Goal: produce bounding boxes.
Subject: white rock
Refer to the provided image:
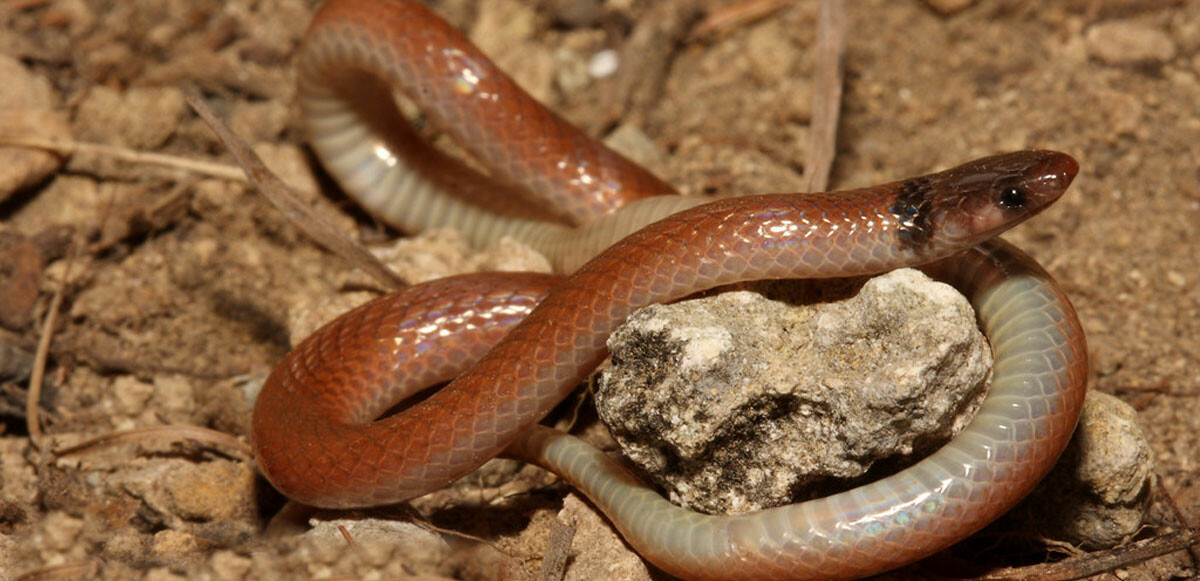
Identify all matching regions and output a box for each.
[596,269,992,513]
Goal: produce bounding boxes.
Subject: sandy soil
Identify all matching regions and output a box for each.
[0,0,1197,579]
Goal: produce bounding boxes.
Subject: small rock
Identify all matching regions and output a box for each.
[555,46,593,95]
[103,528,149,564]
[0,340,33,383]
[558,494,652,580]
[300,518,449,574]
[230,99,291,143]
[0,232,43,330]
[151,529,198,561]
[587,48,619,79]
[153,374,197,421]
[0,55,69,203]
[111,375,155,418]
[744,19,799,85]
[922,0,976,16]
[162,459,256,522]
[473,236,553,274]
[604,123,668,173]
[1017,391,1155,548]
[597,269,992,513]
[74,85,187,148]
[286,290,379,346]
[545,0,603,28]
[0,439,38,506]
[209,549,253,579]
[39,512,85,551]
[471,0,556,103]
[371,229,476,284]
[1086,21,1177,67]
[143,567,188,581]
[253,143,321,202]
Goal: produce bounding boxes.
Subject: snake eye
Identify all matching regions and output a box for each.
[998,186,1027,209]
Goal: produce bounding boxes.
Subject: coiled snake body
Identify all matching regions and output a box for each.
[252,1,1089,578]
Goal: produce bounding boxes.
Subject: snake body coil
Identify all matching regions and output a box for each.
[252,1,1088,578]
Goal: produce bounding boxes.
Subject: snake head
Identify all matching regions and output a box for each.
[892,150,1079,249]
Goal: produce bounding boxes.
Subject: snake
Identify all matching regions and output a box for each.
[251,1,1089,579]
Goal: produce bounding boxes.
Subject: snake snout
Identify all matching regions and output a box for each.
[1020,150,1079,206]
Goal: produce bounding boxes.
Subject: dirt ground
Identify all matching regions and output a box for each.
[1,0,1198,579]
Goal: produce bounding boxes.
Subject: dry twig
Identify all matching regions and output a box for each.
[537,519,576,581]
[604,0,698,129]
[183,87,405,289]
[691,0,790,41]
[54,424,253,459]
[25,234,83,450]
[979,529,1200,581]
[13,558,102,581]
[0,135,245,180]
[802,0,845,193]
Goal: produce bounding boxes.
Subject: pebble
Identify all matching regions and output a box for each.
[1086,21,1177,66]
[74,86,187,149]
[0,56,69,204]
[922,0,976,16]
[1017,391,1155,548]
[0,233,43,330]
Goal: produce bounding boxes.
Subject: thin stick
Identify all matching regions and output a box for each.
[0,135,246,181]
[606,0,697,129]
[25,234,82,450]
[183,87,405,290]
[979,529,1200,581]
[691,0,789,41]
[53,424,253,459]
[13,559,102,581]
[802,0,845,193]
[25,284,60,449]
[338,524,360,551]
[537,519,576,581]
[1155,478,1200,568]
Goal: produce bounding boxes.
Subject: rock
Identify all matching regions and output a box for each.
[230,99,291,143]
[111,375,155,419]
[1086,21,1177,67]
[471,0,556,104]
[39,511,85,551]
[151,529,199,562]
[922,0,976,16]
[604,123,668,173]
[554,45,593,95]
[153,374,198,422]
[545,0,603,28]
[0,340,33,384]
[144,567,188,581]
[587,48,618,79]
[208,549,253,579]
[0,232,43,330]
[298,518,450,576]
[557,494,652,580]
[74,85,187,149]
[1017,391,1155,548]
[0,55,69,203]
[102,528,149,564]
[596,269,992,514]
[252,143,321,202]
[151,459,256,523]
[0,439,38,507]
